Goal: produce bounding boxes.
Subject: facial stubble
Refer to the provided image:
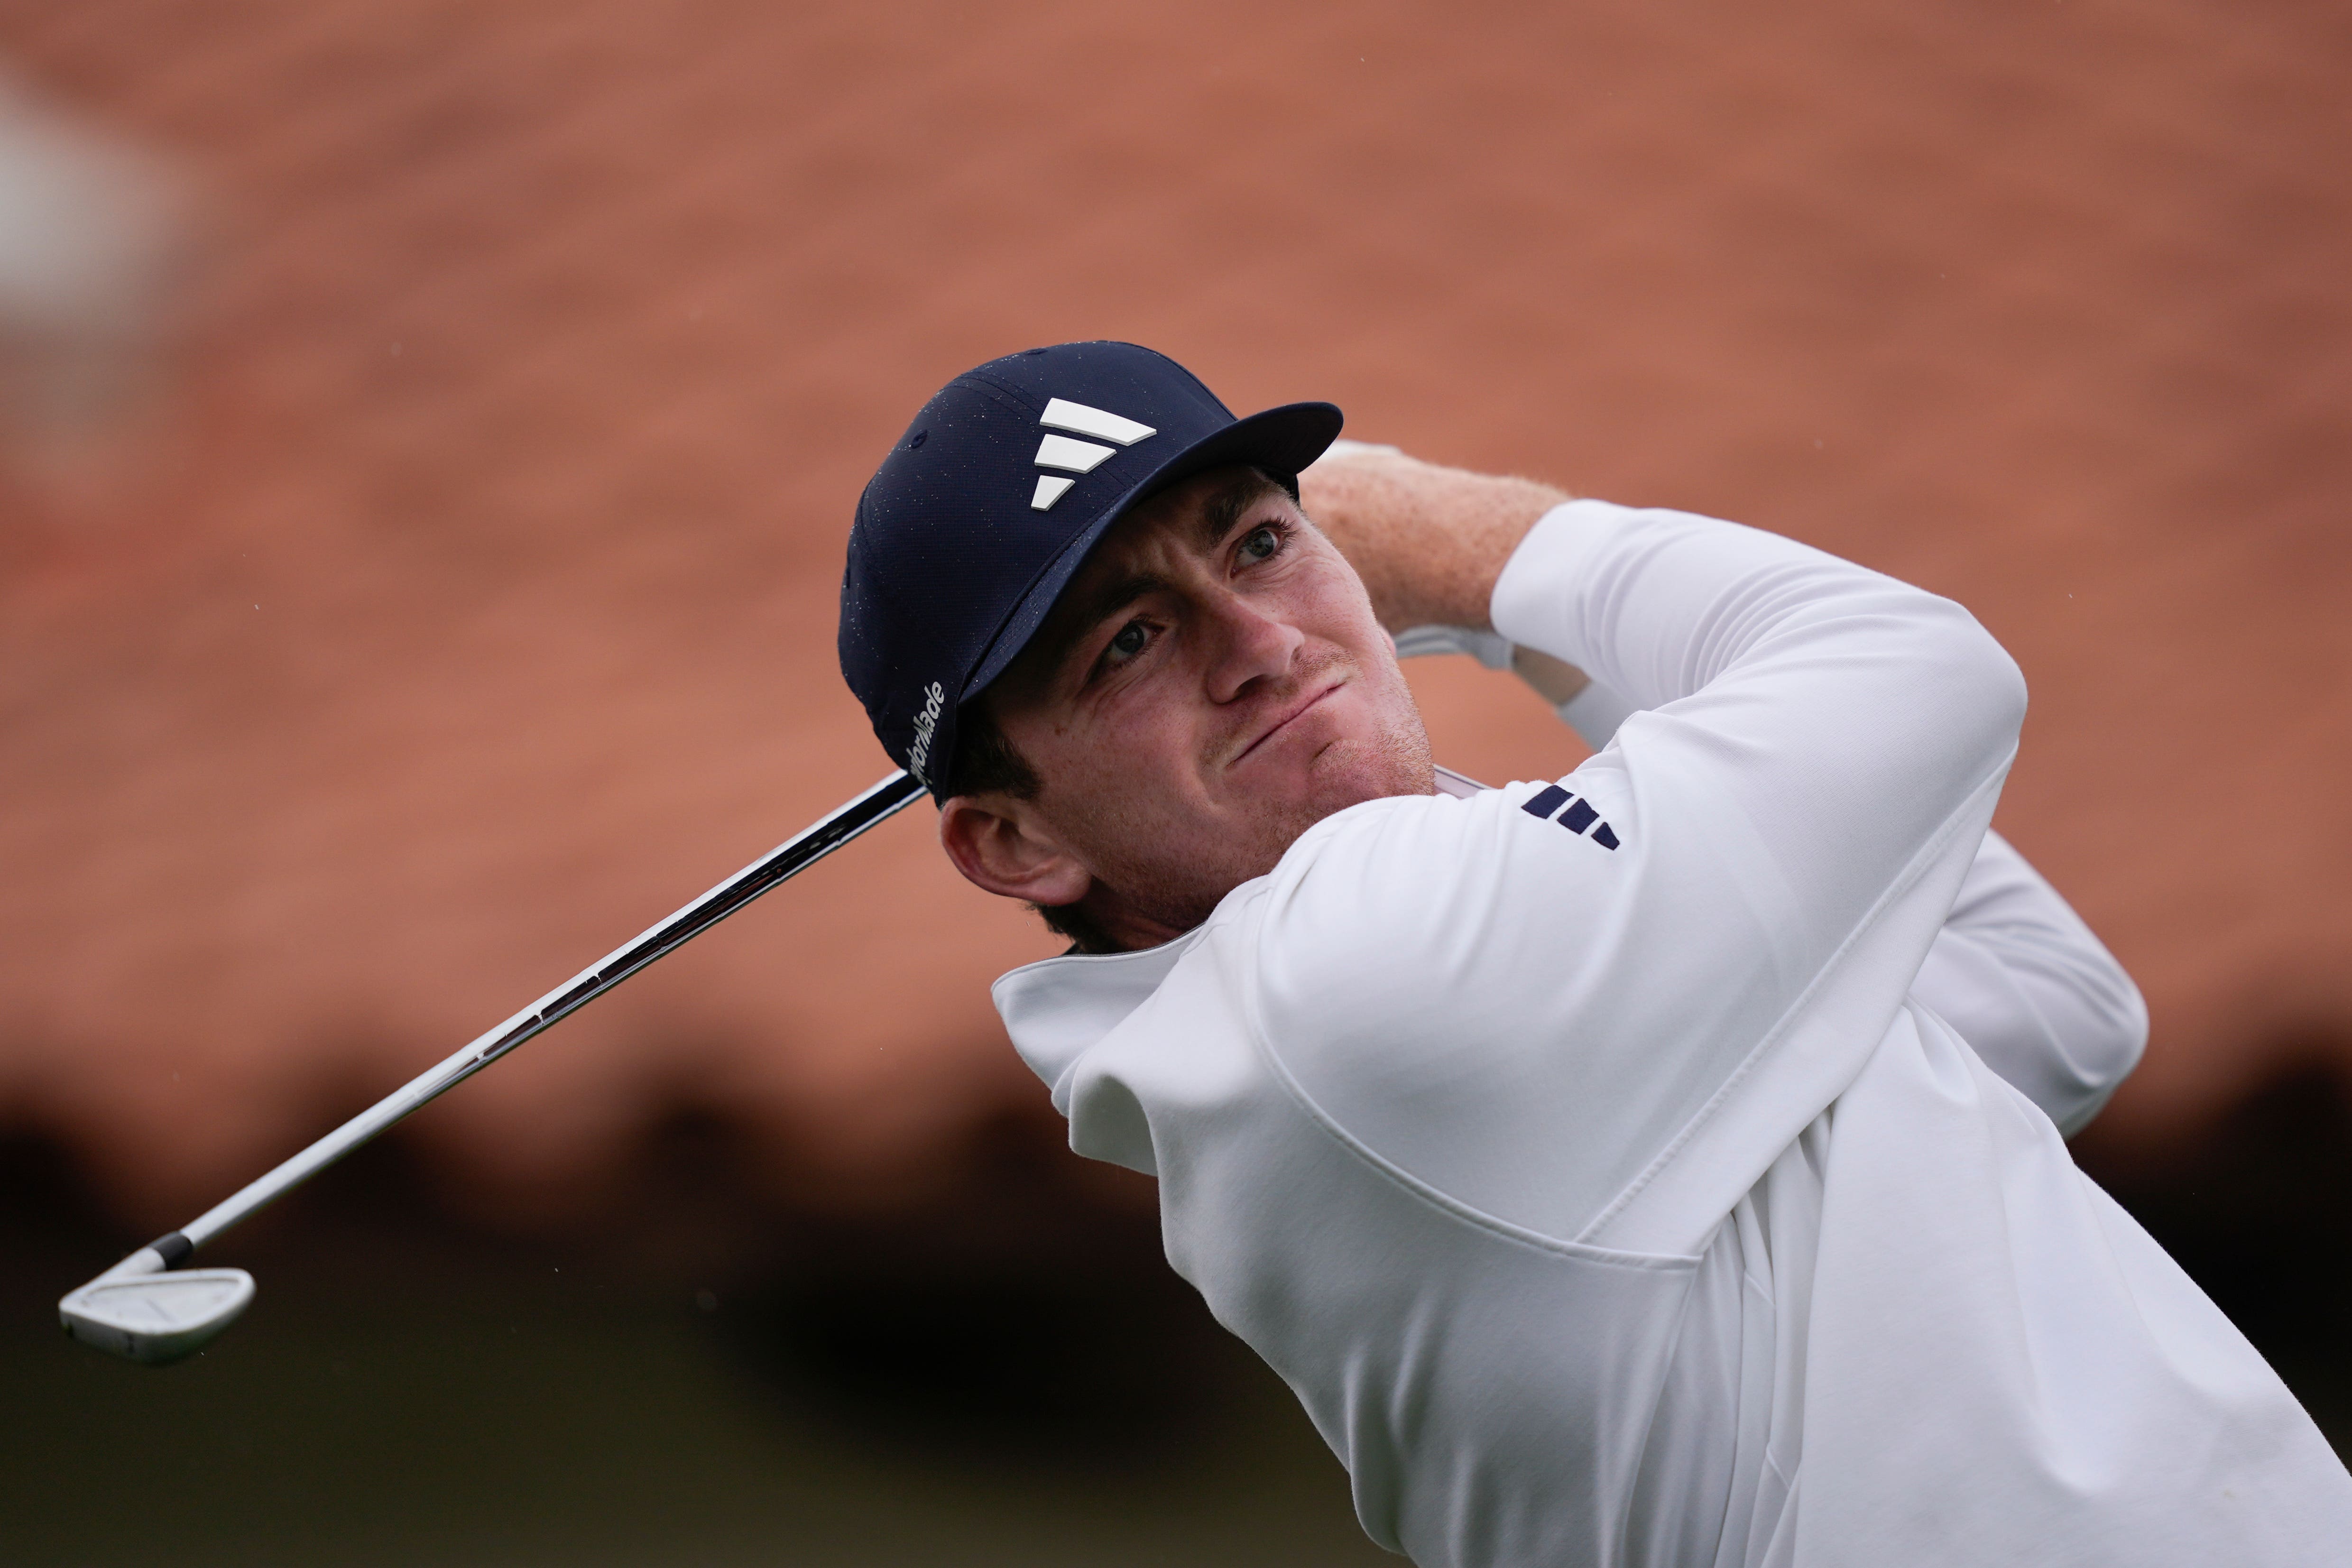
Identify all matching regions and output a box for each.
[1052,648,1434,941]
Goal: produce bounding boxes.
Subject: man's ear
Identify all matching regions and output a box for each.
[938,795,1093,909]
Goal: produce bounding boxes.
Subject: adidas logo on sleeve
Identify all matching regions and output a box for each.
[1521,784,1622,850]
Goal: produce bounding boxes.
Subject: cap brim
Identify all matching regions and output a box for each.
[962,400,1344,703]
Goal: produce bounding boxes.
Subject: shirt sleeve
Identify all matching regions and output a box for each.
[1252,500,2028,1256]
[1912,829,2147,1136]
[1549,669,2141,1136]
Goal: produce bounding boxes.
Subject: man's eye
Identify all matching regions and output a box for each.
[1238,525,1283,564]
[1107,621,1150,662]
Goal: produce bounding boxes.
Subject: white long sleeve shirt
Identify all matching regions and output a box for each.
[994,500,2352,1566]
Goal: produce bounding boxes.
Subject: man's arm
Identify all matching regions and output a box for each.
[1299,445,1567,631]
[1264,463,2027,1253]
[1312,448,2144,1139]
[1525,669,2145,1135]
[1304,444,1602,713]
[1914,830,2148,1136]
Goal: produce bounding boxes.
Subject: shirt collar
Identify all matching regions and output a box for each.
[990,924,1213,1095]
[985,782,1485,1095]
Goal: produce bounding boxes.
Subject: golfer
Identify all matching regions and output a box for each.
[838,342,2352,1565]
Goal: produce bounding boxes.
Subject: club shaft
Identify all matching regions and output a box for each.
[173,770,926,1253]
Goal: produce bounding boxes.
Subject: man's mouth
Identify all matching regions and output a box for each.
[1231,679,1345,768]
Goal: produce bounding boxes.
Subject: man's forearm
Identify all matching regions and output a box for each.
[1298,449,1569,631]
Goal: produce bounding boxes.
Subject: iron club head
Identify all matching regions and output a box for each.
[59,1246,255,1365]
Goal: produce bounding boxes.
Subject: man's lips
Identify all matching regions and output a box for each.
[1230,679,1345,767]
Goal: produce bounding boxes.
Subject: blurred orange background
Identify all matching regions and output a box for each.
[2,0,2346,1260]
[4,7,2348,1559]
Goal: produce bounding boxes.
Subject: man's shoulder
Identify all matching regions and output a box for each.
[1209,775,1658,1244]
[1266,774,1624,917]
[1277,776,1568,863]
[1239,775,1627,1012]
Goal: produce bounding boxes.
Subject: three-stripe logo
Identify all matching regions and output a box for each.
[1522,784,1622,850]
[1030,397,1157,510]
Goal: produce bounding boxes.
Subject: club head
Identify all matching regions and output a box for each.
[60,1268,256,1365]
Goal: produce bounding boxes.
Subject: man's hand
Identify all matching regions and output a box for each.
[1298,442,1570,632]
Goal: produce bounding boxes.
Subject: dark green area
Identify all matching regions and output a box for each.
[5,1063,2347,1567]
[2084,1063,2352,1463]
[0,1136,1393,1568]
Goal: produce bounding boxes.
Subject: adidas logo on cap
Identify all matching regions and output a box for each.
[1030,398,1156,510]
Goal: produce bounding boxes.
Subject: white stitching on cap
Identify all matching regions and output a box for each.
[906,681,947,784]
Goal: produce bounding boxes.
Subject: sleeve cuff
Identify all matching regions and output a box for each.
[1556,681,1639,749]
[1492,499,1644,746]
[1488,498,1633,667]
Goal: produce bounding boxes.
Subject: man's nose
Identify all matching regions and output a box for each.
[1203,590,1305,704]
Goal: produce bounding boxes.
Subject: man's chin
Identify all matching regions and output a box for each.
[1258,729,1437,838]
[1316,698,1437,806]
[1317,747,1437,816]
[1236,686,1430,801]
[1090,737,1432,948]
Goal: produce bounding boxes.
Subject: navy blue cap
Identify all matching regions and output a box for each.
[839,341,1343,799]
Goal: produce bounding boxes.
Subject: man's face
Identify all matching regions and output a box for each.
[943,466,1432,948]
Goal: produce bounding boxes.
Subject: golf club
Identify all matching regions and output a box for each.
[57,634,1498,1365]
[59,768,928,1364]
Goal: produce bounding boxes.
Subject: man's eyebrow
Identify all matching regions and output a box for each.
[1191,472,1287,552]
[1067,570,1168,645]
[1021,569,1166,686]
[1023,473,1288,685]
